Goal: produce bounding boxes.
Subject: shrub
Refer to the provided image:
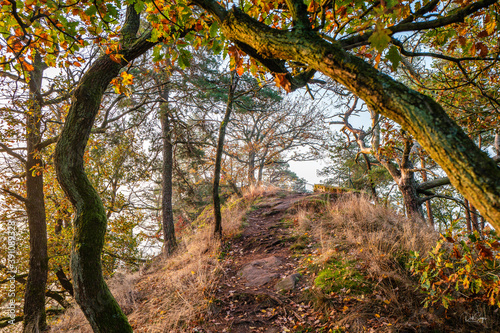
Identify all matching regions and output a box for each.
[409,225,500,309]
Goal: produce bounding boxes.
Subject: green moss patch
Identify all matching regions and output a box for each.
[314,258,371,295]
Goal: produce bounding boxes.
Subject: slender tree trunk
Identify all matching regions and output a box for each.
[213,71,237,237]
[470,204,480,233]
[257,162,264,183]
[54,6,154,332]
[159,82,176,255]
[23,53,48,333]
[420,159,434,227]
[362,153,378,200]
[248,151,256,185]
[55,267,74,297]
[465,199,472,233]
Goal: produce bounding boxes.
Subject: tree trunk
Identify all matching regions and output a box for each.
[470,204,480,233]
[248,151,256,185]
[159,82,177,256]
[257,162,264,183]
[362,154,378,200]
[54,6,154,332]
[465,199,472,233]
[420,159,434,227]
[23,53,48,333]
[399,169,423,220]
[213,71,237,237]
[197,5,500,231]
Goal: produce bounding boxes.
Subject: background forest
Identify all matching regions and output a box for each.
[0,0,499,332]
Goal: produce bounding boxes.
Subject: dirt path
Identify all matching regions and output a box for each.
[201,193,317,333]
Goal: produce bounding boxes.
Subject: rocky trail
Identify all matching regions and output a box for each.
[200,192,321,333]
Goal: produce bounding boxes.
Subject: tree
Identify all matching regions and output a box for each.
[318,132,392,198]
[225,97,327,185]
[190,0,500,230]
[0,51,79,331]
[213,70,238,237]
[332,97,427,219]
[155,75,178,256]
[53,6,157,332]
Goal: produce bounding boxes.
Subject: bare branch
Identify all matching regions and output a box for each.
[1,188,27,203]
[0,142,27,164]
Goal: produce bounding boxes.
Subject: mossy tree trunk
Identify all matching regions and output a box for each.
[158,80,177,255]
[23,52,48,333]
[193,2,500,230]
[54,6,156,332]
[213,71,238,237]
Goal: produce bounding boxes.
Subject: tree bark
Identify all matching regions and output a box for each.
[465,199,472,233]
[257,162,264,183]
[159,82,177,256]
[419,158,435,227]
[248,151,256,185]
[23,52,48,333]
[54,6,155,332]
[192,3,500,230]
[362,153,378,200]
[213,71,237,237]
[399,169,423,220]
[55,267,74,297]
[470,204,480,233]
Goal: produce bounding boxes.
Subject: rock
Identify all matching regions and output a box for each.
[275,273,301,291]
[248,256,282,268]
[238,256,282,287]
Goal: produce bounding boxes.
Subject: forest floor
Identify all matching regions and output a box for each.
[198,192,323,333]
[195,190,499,333]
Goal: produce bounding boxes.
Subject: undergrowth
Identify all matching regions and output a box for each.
[294,194,441,331]
[289,194,500,332]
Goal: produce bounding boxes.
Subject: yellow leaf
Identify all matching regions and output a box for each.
[375,314,380,318]
[120,71,134,85]
[486,21,496,35]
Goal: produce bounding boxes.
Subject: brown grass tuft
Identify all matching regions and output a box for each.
[318,194,437,280]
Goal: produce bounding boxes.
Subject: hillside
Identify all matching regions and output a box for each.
[39,188,500,332]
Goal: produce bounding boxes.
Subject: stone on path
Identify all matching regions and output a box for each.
[238,256,282,287]
[275,273,301,291]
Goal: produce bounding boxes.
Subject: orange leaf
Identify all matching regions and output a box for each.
[274,73,291,93]
[109,54,121,63]
[307,0,318,12]
[237,65,244,76]
[24,62,34,72]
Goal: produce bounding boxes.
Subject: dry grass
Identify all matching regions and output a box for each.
[241,183,280,201]
[47,191,258,332]
[316,194,437,281]
[302,194,440,331]
[294,208,312,233]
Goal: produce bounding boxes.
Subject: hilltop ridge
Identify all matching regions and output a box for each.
[45,188,500,332]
